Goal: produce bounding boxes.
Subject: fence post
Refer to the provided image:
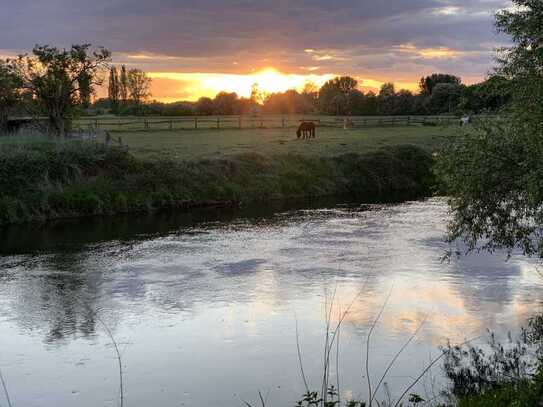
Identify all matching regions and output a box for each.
[195,117,198,129]
[95,119,99,129]
[217,117,220,129]
[169,120,173,131]
[238,116,242,129]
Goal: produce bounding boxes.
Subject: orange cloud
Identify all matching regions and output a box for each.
[397,43,467,59]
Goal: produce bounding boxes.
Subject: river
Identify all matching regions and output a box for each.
[0,198,540,406]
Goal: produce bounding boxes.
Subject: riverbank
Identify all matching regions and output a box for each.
[0,138,435,226]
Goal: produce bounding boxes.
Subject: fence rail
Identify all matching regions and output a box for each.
[72,114,497,132]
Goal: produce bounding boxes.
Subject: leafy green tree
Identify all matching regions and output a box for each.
[429,83,463,114]
[458,76,511,114]
[0,60,22,130]
[301,81,318,112]
[119,65,128,103]
[250,83,266,105]
[213,92,240,115]
[347,89,369,115]
[333,76,358,94]
[127,68,152,114]
[437,1,543,256]
[9,44,110,135]
[361,91,379,115]
[496,0,543,133]
[262,89,313,114]
[394,89,417,115]
[377,82,396,115]
[318,76,359,115]
[78,71,92,109]
[108,66,120,112]
[195,96,214,115]
[419,73,461,97]
[331,93,349,115]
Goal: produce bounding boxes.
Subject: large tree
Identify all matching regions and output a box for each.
[437,1,543,256]
[318,76,359,115]
[119,65,129,103]
[78,71,92,109]
[496,0,543,132]
[212,92,240,115]
[262,90,313,114]
[376,82,397,115]
[195,96,215,115]
[429,83,463,114]
[108,66,120,111]
[0,60,22,131]
[8,44,110,135]
[419,73,461,97]
[458,76,511,114]
[127,68,152,114]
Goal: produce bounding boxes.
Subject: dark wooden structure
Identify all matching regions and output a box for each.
[2,118,47,134]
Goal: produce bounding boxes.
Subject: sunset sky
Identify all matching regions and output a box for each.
[0,0,512,102]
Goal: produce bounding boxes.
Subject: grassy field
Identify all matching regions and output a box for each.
[0,138,435,225]
[0,125,454,224]
[96,125,457,160]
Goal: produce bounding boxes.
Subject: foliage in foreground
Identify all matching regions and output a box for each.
[442,315,543,407]
[435,120,543,257]
[292,324,543,407]
[0,138,434,225]
[436,0,543,257]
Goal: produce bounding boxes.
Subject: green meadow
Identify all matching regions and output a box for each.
[0,124,447,225]
[95,125,456,160]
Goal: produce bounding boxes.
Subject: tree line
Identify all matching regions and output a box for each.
[1,43,511,136]
[97,71,510,117]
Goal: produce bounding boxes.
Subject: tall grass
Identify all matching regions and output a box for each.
[0,138,435,225]
[0,367,13,407]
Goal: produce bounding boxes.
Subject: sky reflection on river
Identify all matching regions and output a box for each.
[0,198,541,407]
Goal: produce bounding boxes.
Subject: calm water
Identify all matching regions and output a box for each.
[0,198,541,407]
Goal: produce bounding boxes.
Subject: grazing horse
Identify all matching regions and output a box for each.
[296,122,316,140]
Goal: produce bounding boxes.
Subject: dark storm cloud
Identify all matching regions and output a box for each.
[0,0,512,80]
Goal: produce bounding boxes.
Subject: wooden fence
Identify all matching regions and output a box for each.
[76,114,497,132]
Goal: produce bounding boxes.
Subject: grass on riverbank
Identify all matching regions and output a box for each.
[0,136,435,225]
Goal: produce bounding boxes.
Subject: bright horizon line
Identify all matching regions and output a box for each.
[137,68,421,103]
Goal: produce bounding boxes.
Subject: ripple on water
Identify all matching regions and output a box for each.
[0,198,541,407]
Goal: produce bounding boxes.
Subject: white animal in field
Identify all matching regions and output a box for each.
[343,117,354,129]
[460,115,471,127]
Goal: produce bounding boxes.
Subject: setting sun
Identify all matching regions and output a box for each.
[147,68,335,102]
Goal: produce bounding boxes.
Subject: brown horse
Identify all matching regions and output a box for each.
[296,122,316,140]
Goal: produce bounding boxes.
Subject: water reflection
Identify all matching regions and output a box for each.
[0,198,541,407]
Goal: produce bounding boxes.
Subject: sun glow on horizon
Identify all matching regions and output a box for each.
[141,68,422,103]
[148,68,335,102]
